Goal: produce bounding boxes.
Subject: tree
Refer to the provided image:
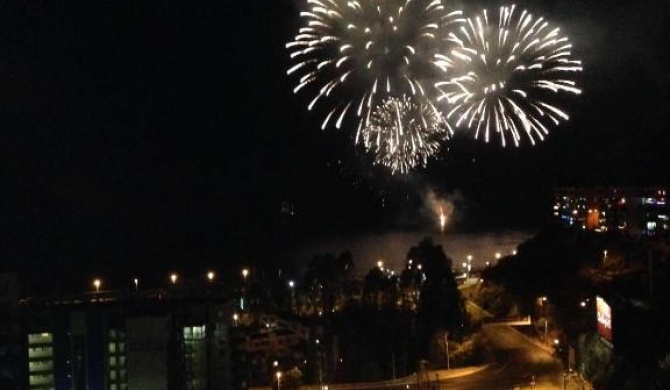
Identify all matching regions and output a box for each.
[410,238,466,357]
[363,266,398,308]
[301,251,355,315]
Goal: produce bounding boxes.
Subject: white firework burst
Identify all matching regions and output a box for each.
[361,94,451,174]
[287,0,464,136]
[434,4,582,146]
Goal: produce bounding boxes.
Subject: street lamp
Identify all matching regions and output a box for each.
[133,278,139,291]
[207,271,215,283]
[444,332,450,370]
[545,318,549,346]
[538,297,548,345]
[170,273,178,285]
[233,313,239,327]
[242,268,249,281]
[276,371,282,390]
[93,279,101,292]
[288,280,296,312]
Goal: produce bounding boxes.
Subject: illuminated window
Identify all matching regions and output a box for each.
[107,329,128,390]
[183,326,208,390]
[27,333,55,390]
[28,333,53,345]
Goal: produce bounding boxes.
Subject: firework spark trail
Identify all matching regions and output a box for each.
[361,95,450,174]
[286,0,464,136]
[434,4,582,146]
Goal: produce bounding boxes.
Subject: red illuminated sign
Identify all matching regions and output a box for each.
[596,296,613,345]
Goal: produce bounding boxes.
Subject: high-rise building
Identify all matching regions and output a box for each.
[553,187,669,236]
[19,287,239,390]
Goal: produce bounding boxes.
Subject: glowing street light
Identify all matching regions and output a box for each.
[207,271,215,282]
[133,278,139,291]
[276,371,282,390]
[288,280,295,288]
[93,279,101,292]
[242,268,249,280]
[233,313,239,327]
[495,252,501,260]
[377,260,384,270]
[170,273,178,285]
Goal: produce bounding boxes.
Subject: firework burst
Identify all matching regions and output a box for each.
[286,0,464,135]
[361,95,450,174]
[434,5,582,146]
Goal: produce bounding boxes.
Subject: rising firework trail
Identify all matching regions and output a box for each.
[434,5,582,146]
[286,0,464,137]
[439,206,447,231]
[361,95,450,174]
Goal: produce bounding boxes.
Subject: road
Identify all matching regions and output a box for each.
[428,323,564,390]
[296,322,565,390]
[260,300,570,390]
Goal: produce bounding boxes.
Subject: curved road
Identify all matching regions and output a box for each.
[300,323,565,390]
[430,323,564,390]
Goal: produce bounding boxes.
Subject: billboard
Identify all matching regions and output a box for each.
[596,296,613,345]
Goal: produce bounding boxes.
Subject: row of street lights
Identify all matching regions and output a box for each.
[91,270,222,292]
[460,251,514,277]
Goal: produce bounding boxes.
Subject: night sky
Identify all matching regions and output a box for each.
[0,0,668,292]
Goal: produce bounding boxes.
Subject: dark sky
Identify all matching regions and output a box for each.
[0,0,668,291]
